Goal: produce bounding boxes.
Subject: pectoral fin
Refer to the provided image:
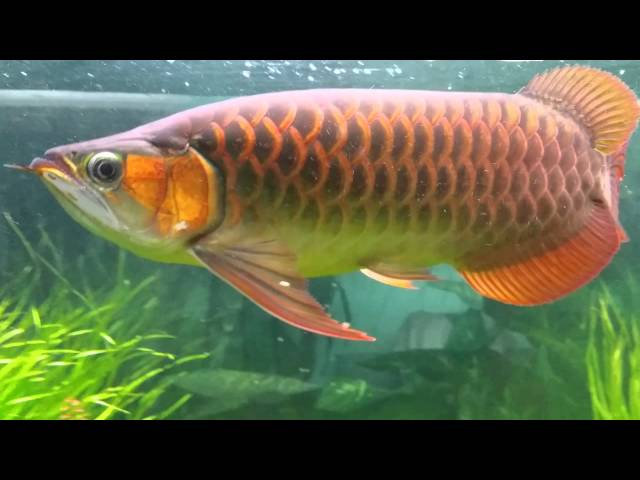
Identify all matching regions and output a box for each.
[190,238,374,342]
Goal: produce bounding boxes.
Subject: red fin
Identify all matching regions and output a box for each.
[459,203,621,306]
[520,65,640,155]
[618,225,630,243]
[191,239,374,342]
[361,263,439,290]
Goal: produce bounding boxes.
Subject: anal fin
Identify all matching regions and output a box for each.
[190,235,374,342]
[361,263,439,290]
[459,203,621,306]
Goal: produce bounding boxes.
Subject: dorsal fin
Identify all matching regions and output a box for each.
[519,65,640,155]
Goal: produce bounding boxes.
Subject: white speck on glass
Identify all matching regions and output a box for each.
[242,70,251,78]
[309,63,317,71]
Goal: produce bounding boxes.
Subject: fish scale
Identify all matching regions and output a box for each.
[189,90,601,272]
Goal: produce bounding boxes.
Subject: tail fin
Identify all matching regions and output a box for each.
[520,65,639,243]
[519,65,640,155]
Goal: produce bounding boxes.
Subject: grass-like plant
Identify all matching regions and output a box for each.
[0,213,209,420]
[586,275,640,420]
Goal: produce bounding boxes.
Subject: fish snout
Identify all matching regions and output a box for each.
[29,152,74,178]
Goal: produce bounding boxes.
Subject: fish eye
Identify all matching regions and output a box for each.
[87,152,123,187]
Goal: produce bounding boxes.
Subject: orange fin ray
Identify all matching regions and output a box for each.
[459,203,621,306]
[191,238,374,342]
[361,263,439,290]
[519,65,640,155]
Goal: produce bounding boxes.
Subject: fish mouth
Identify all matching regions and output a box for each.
[5,154,76,181]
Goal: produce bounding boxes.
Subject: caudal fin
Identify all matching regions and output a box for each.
[519,65,640,155]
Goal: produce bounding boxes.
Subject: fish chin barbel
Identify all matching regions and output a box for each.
[9,65,640,341]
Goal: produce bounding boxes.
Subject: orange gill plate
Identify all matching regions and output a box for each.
[122,149,222,238]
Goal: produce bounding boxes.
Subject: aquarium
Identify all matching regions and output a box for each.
[1,60,638,420]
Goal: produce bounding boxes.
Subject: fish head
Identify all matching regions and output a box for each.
[19,132,223,264]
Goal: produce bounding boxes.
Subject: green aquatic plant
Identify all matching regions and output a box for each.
[0,268,209,420]
[0,213,209,420]
[586,279,640,420]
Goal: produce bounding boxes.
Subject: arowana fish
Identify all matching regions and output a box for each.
[8,65,640,342]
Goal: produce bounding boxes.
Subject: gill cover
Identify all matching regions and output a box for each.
[120,147,223,239]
